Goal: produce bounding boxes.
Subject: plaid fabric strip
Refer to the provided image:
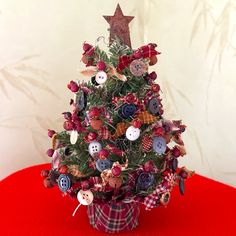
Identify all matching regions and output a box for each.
[87,202,140,233]
[138,111,157,124]
[112,122,129,138]
[106,143,124,157]
[117,55,133,71]
[127,169,142,190]
[98,126,110,140]
[144,173,176,210]
[138,43,160,58]
[143,186,165,210]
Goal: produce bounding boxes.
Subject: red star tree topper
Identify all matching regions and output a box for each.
[103,4,134,48]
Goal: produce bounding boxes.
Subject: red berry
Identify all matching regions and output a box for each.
[67,81,79,92]
[151,84,160,92]
[47,129,56,138]
[83,42,92,52]
[132,120,142,128]
[144,160,154,172]
[149,71,157,80]
[173,146,181,157]
[63,120,74,131]
[70,83,79,93]
[97,61,106,71]
[99,149,109,159]
[44,177,54,188]
[112,166,122,177]
[46,148,54,157]
[87,132,97,141]
[89,107,100,118]
[41,169,50,178]
[59,165,68,174]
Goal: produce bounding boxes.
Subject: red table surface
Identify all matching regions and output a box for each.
[0,164,235,236]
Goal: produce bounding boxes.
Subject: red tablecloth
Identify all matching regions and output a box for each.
[0,164,235,235]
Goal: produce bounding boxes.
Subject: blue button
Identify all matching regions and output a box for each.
[96,159,112,172]
[153,137,167,154]
[91,76,99,86]
[120,104,137,119]
[148,98,159,116]
[137,173,155,190]
[76,91,87,111]
[58,174,71,192]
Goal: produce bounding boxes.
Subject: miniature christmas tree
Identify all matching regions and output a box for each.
[41,4,193,233]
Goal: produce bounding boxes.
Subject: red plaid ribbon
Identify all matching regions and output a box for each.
[117,43,160,71]
[87,202,140,233]
[138,43,160,58]
[144,173,176,210]
[98,126,110,140]
[106,144,124,156]
[117,55,134,72]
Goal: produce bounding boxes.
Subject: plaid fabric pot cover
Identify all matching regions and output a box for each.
[87,202,140,233]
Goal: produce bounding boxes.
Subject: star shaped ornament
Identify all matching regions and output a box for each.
[103,4,134,48]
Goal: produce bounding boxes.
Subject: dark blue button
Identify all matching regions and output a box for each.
[153,137,167,154]
[120,104,137,119]
[96,159,112,172]
[137,173,155,190]
[148,98,159,116]
[91,76,99,86]
[76,91,87,111]
[58,174,71,192]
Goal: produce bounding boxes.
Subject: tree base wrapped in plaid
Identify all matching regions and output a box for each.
[87,202,140,233]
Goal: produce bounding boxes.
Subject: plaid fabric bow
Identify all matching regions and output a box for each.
[137,43,160,59]
[143,173,176,210]
[117,55,134,72]
[106,143,124,156]
[117,43,160,71]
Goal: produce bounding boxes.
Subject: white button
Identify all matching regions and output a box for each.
[77,189,94,205]
[95,71,107,84]
[88,141,102,156]
[125,126,140,141]
[70,130,78,145]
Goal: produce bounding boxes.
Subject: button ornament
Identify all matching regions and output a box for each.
[58,174,71,192]
[130,59,147,77]
[95,71,107,84]
[153,137,167,154]
[96,159,112,172]
[137,172,155,190]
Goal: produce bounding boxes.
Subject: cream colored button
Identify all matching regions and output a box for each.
[77,189,94,205]
[126,126,140,141]
[70,130,78,144]
[95,71,107,84]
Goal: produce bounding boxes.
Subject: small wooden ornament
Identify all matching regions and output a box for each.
[90,119,103,130]
[149,55,158,66]
[108,177,122,188]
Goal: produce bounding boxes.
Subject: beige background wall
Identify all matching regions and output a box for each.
[0,0,236,186]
